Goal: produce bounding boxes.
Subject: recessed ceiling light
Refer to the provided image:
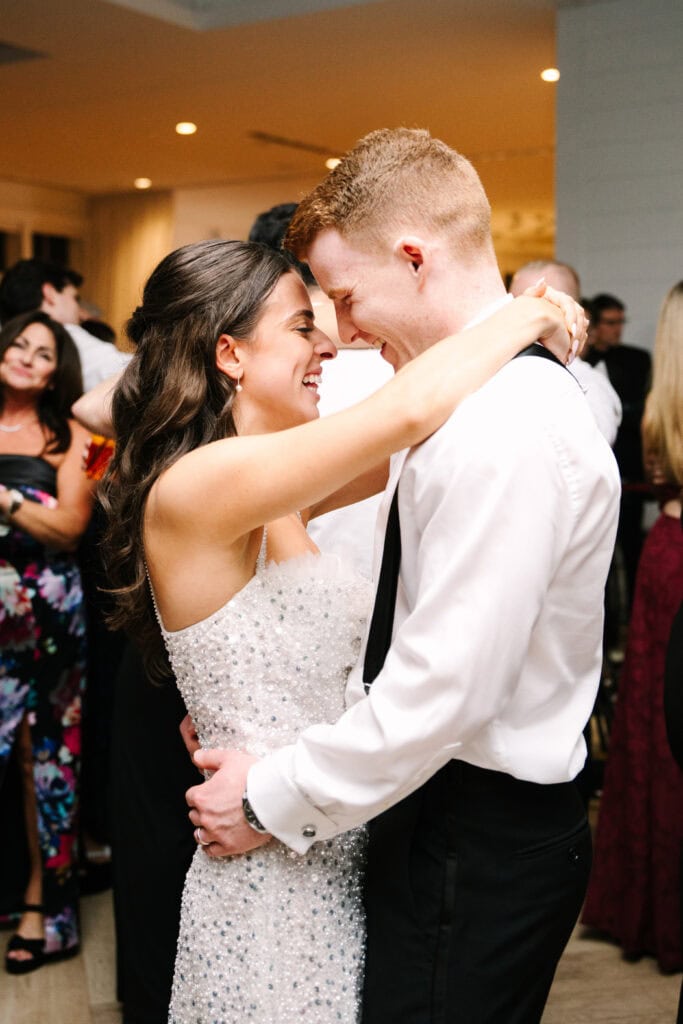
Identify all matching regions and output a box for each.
[325,157,341,170]
[175,121,197,135]
[541,68,560,82]
[134,177,152,189]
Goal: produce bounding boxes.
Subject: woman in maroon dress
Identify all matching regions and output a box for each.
[582,281,683,972]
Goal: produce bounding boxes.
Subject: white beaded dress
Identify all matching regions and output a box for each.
[157,536,371,1024]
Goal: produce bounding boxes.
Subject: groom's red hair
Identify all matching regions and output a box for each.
[285,127,493,263]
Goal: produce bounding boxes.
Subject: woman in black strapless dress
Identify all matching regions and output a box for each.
[0,310,94,974]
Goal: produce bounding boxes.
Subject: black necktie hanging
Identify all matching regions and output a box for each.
[362,487,402,692]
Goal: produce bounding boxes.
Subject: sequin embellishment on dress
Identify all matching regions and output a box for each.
[162,550,371,1023]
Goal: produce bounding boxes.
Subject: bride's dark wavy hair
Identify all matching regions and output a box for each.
[100,239,294,680]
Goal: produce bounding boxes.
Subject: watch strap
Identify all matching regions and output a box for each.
[242,791,268,834]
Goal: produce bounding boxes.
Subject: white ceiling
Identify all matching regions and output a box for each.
[1,0,573,263]
[2,0,562,192]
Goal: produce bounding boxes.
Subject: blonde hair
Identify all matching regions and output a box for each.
[285,127,493,262]
[642,280,683,487]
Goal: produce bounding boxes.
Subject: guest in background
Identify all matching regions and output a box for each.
[510,262,622,445]
[511,261,625,805]
[0,311,94,973]
[0,262,127,888]
[77,300,118,346]
[664,509,683,1024]
[0,259,130,390]
[584,293,652,604]
[665,522,683,773]
[80,319,117,345]
[582,281,683,972]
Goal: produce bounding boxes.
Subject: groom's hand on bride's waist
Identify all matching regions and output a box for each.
[186,749,271,857]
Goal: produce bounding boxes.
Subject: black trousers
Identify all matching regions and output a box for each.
[362,761,591,1024]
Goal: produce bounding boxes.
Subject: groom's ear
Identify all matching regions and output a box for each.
[393,236,430,289]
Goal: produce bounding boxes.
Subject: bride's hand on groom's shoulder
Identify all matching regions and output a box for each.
[522,278,589,364]
[186,749,271,857]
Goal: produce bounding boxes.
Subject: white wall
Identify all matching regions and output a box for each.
[0,179,88,257]
[171,177,328,250]
[556,0,683,351]
[172,177,556,286]
[86,191,174,340]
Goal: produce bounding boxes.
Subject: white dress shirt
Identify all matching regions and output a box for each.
[66,323,131,392]
[249,334,621,855]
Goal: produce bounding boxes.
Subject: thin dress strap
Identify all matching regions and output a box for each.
[146,526,269,635]
[147,520,294,630]
[256,526,268,573]
[256,513,301,573]
[144,559,167,636]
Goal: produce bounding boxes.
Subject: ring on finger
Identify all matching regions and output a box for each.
[194,826,210,847]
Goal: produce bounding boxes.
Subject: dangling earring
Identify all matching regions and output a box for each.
[235,369,243,393]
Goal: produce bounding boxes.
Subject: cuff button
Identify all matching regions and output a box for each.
[302,824,317,838]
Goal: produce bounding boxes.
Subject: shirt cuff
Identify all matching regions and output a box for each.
[247,747,340,855]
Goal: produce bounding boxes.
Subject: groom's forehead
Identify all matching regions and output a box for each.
[308,228,381,283]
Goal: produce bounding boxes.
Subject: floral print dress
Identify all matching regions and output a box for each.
[0,455,86,956]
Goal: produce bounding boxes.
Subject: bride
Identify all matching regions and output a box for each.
[101,238,581,1023]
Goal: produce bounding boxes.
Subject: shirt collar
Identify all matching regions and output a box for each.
[463,293,513,331]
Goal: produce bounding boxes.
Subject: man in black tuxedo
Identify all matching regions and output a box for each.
[584,293,651,602]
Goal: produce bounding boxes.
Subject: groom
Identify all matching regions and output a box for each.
[187,128,620,1022]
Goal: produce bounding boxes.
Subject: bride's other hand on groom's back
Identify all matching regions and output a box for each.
[179,713,202,764]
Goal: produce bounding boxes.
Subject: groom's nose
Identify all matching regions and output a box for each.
[335,306,372,347]
[334,304,355,345]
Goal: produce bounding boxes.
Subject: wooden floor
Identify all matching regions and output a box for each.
[1,891,120,1024]
[1,886,680,1024]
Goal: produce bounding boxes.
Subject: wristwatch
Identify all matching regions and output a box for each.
[8,489,24,516]
[242,791,269,834]
[0,488,24,522]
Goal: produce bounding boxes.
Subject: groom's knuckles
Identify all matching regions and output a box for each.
[186,782,202,806]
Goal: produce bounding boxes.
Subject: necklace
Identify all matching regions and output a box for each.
[0,419,36,433]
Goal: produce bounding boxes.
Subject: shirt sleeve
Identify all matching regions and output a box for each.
[248,382,579,853]
[66,324,132,391]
